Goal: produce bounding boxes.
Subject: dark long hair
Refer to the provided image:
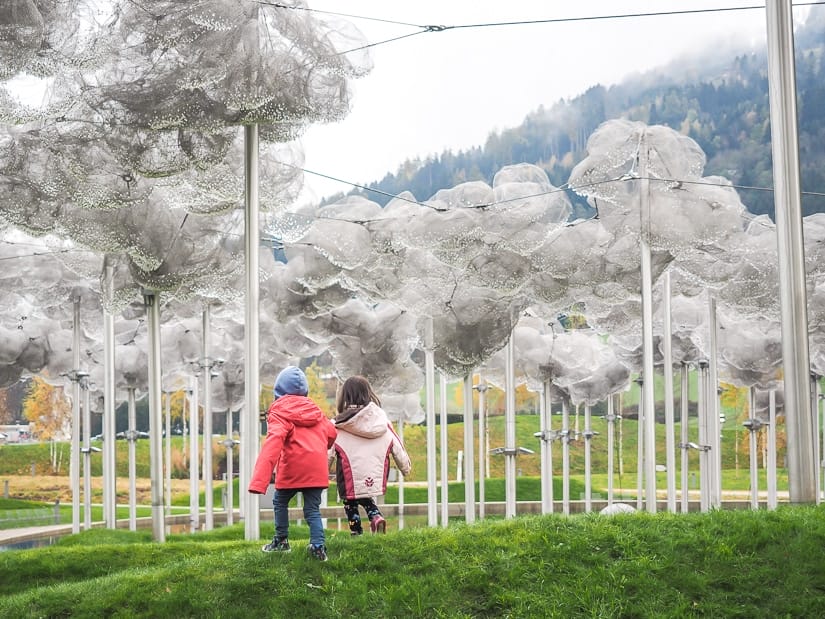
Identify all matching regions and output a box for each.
[336,375,381,413]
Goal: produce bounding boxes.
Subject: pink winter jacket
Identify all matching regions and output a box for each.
[331,402,411,500]
[248,395,337,494]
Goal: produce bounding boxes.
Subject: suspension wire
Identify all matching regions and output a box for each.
[257,1,825,68]
[289,158,825,210]
[7,4,825,315]
[288,160,639,212]
[259,1,825,201]
[16,1,825,194]
[440,3,825,30]
[2,162,821,265]
[257,2,425,28]
[7,0,825,261]
[0,167,819,263]
[281,162,432,208]
[248,1,825,209]
[338,30,433,55]
[0,246,94,261]
[264,2,825,34]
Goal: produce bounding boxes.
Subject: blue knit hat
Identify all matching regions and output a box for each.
[274,366,309,398]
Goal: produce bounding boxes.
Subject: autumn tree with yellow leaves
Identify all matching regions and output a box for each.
[163,389,188,429]
[452,376,537,416]
[22,377,72,472]
[720,381,787,471]
[305,361,334,416]
[0,388,11,424]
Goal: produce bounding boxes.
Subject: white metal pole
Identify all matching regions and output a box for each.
[584,403,592,513]
[606,394,616,507]
[397,417,405,530]
[635,377,644,511]
[561,398,570,516]
[202,306,214,530]
[189,375,200,533]
[127,387,137,531]
[476,380,488,518]
[618,394,624,480]
[540,379,554,513]
[242,123,261,540]
[748,387,759,510]
[638,133,657,514]
[768,390,778,509]
[680,364,690,513]
[708,297,722,509]
[143,290,166,542]
[182,396,188,484]
[698,361,709,513]
[504,336,517,519]
[70,298,81,534]
[102,288,117,529]
[810,374,821,504]
[821,393,825,501]
[765,0,816,503]
[226,411,235,526]
[164,391,171,521]
[462,375,475,524]
[439,372,449,527]
[82,381,92,531]
[486,422,491,479]
[663,272,676,512]
[424,318,437,527]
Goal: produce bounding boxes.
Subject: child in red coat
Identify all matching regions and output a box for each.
[249,366,337,561]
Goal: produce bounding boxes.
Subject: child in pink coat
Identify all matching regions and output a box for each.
[331,376,411,535]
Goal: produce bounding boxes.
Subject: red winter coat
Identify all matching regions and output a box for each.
[248,395,337,494]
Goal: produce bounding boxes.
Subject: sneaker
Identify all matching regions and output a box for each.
[370,516,386,534]
[308,544,328,561]
[261,537,291,553]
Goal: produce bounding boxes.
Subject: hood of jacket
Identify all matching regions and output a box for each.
[273,365,309,398]
[334,401,389,438]
[271,394,328,427]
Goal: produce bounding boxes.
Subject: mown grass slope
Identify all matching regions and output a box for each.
[2,506,824,618]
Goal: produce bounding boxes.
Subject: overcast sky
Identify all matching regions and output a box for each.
[294,0,789,205]
[3,1,800,207]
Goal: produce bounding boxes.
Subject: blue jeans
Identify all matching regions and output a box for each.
[273,487,325,547]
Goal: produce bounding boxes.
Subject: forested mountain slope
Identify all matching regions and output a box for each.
[325,9,825,220]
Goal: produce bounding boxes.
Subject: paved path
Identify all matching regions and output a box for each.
[0,523,74,545]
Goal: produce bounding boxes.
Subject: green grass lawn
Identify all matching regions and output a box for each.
[2,506,824,617]
[0,405,795,483]
[0,408,817,617]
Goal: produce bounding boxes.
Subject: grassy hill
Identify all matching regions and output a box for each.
[0,399,807,616]
[1,507,824,617]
